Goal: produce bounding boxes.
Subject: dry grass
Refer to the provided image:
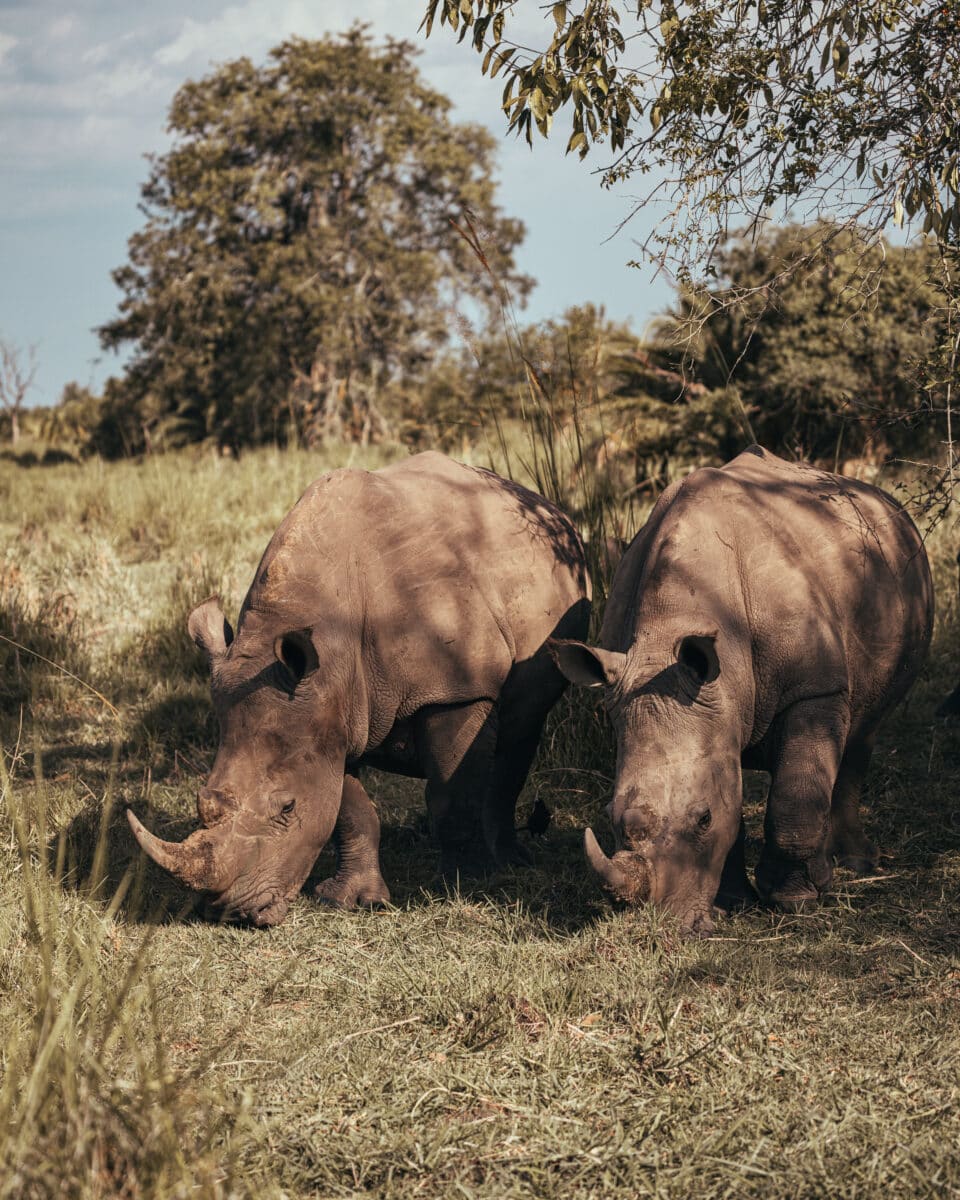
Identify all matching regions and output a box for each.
[1,442,959,1198]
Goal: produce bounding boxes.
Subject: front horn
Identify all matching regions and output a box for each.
[127,810,233,893]
[583,827,649,904]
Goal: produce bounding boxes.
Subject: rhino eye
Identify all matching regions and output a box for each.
[274,630,319,688]
[279,638,308,682]
[677,635,720,685]
[281,799,296,816]
[697,808,712,830]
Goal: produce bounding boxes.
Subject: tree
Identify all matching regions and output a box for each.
[422,1,960,269]
[0,338,37,447]
[650,223,950,461]
[100,27,529,452]
[424,2,960,492]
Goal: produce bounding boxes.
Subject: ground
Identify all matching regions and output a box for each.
[1,444,958,1198]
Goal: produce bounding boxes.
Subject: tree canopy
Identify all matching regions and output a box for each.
[650,223,949,461]
[100,27,529,451]
[422,1,960,273]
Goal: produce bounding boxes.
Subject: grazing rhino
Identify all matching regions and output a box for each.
[552,446,933,935]
[128,452,590,925]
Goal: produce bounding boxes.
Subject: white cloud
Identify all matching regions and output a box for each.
[154,0,360,67]
[50,16,76,40]
[95,61,158,102]
[0,31,18,65]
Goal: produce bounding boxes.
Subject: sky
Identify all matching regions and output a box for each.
[0,0,674,409]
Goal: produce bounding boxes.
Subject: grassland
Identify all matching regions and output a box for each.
[1,442,959,1198]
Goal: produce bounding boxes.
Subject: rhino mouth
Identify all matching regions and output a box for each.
[214,887,291,928]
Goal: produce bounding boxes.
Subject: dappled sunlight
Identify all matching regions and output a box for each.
[1,444,960,1197]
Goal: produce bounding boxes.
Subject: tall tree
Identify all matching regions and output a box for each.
[424,1,960,487]
[100,27,529,451]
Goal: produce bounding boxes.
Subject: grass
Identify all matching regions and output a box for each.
[1,440,959,1197]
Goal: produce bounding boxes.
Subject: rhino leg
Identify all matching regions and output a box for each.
[314,774,390,910]
[482,733,539,868]
[417,699,498,879]
[714,818,758,912]
[827,735,878,873]
[756,697,850,911]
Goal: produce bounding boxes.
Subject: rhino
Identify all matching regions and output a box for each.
[552,446,933,935]
[128,452,591,925]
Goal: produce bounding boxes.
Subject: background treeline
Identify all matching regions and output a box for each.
[9,28,956,492]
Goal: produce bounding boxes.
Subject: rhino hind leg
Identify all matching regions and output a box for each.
[314,774,390,911]
[482,733,541,868]
[417,699,499,879]
[827,735,878,874]
[755,696,850,910]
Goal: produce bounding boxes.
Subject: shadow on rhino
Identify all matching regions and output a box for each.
[123,453,593,926]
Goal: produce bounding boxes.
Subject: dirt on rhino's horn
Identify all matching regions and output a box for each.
[126,809,234,893]
[583,827,650,905]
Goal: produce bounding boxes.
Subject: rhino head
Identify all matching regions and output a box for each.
[552,631,745,936]
[127,597,346,925]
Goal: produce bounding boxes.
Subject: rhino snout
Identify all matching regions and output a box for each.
[215,882,292,927]
[198,787,238,827]
[620,805,659,847]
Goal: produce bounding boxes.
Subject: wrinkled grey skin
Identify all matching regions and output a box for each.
[128,452,591,926]
[553,446,933,935]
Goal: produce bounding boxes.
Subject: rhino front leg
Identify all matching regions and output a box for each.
[417,699,498,879]
[756,696,850,911]
[827,735,879,874]
[714,817,758,912]
[314,774,390,910]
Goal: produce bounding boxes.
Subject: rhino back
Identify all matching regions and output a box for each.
[239,452,589,734]
[601,447,931,741]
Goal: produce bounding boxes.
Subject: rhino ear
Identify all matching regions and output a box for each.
[549,638,626,689]
[676,633,720,684]
[274,629,319,689]
[187,596,234,666]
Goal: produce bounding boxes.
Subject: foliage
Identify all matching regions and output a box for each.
[422,1,960,270]
[2,445,960,1196]
[651,223,951,462]
[408,303,746,502]
[407,304,638,439]
[99,27,529,453]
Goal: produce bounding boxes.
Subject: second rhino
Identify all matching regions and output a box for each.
[553,446,933,935]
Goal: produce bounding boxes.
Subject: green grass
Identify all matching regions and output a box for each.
[1,444,959,1197]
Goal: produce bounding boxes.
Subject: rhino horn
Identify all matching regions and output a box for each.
[583,827,649,904]
[127,809,233,893]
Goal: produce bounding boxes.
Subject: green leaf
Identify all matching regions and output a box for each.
[832,38,849,78]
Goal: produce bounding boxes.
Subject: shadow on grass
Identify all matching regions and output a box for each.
[50,775,607,937]
[22,695,214,790]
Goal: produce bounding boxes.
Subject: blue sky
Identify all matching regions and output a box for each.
[0,1,674,408]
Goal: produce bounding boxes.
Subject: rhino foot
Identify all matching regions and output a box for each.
[493,835,534,869]
[834,851,878,875]
[829,834,878,876]
[756,855,830,912]
[713,877,759,914]
[314,871,390,911]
